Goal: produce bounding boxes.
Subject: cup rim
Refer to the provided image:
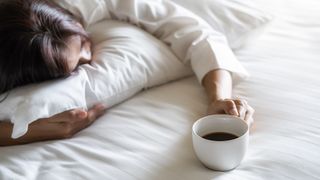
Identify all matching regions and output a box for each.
[192,114,249,142]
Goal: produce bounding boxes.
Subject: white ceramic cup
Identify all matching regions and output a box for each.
[192,115,249,171]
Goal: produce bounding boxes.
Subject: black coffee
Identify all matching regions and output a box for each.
[202,132,238,141]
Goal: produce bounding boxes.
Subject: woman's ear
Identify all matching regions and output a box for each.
[80,41,92,63]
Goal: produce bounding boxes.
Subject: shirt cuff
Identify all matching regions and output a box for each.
[190,36,250,85]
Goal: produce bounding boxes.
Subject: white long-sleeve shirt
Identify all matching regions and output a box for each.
[55,0,249,84]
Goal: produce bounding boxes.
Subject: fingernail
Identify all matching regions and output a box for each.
[229,109,238,116]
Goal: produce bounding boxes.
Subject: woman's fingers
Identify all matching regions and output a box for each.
[207,98,255,126]
[244,105,255,125]
[64,104,107,137]
[74,109,87,119]
[222,99,253,121]
[247,118,254,127]
[87,104,107,124]
[44,108,84,123]
[34,104,107,139]
[234,99,247,120]
[222,100,238,116]
[49,103,106,124]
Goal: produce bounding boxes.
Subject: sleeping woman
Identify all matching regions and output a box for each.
[0,0,254,146]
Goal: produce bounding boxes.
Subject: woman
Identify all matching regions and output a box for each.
[0,0,254,146]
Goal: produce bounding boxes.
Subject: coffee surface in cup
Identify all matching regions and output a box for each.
[202,132,238,141]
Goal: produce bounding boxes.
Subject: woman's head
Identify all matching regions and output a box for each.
[0,0,91,94]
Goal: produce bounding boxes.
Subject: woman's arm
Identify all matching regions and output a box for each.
[203,69,254,124]
[0,104,106,146]
[55,0,249,84]
[56,0,253,121]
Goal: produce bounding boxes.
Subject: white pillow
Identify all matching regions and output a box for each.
[171,0,273,49]
[0,20,193,139]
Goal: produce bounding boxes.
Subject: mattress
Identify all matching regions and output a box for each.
[0,0,319,179]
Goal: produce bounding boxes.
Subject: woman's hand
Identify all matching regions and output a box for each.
[202,69,255,126]
[0,104,106,146]
[35,104,107,139]
[207,98,255,125]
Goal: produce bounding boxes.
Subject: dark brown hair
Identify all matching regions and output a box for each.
[0,0,89,95]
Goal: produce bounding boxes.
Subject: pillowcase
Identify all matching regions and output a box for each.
[0,20,193,139]
[171,0,273,49]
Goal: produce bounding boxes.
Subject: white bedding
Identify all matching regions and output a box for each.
[1,0,320,179]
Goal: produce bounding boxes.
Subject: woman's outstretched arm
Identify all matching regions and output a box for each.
[55,0,249,84]
[0,104,106,146]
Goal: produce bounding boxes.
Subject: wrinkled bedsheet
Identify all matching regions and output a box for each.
[1,0,319,179]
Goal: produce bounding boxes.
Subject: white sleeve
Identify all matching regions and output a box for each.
[56,0,249,83]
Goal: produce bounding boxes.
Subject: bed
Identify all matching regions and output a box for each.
[0,0,320,179]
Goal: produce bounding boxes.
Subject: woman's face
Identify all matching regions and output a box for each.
[65,35,92,72]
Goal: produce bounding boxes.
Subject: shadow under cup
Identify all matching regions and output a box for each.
[192,115,249,171]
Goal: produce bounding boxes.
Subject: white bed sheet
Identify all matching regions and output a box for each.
[1,0,320,179]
